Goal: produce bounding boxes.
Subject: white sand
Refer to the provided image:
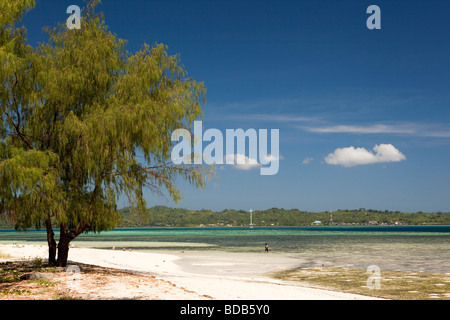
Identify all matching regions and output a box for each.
[0,244,381,300]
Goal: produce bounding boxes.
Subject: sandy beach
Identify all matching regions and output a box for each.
[0,244,381,300]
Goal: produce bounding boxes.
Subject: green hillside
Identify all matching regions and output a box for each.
[2,206,449,229]
[118,206,450,228]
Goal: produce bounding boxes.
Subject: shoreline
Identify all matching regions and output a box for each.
[0,244,382,300]
[1,224,450,232]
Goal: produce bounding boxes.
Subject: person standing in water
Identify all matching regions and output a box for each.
[265,243,269,253]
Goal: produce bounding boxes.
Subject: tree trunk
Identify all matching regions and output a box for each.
[56,238,70,267]
[56,226,71,267]
[56,223,86,267]
[45,219,57,266]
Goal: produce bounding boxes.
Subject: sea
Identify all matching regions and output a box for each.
[1,226,449,273]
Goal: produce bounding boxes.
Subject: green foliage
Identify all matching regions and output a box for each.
[2,288,30,295]
[0,0,35,27]
[33,279,56,287]
[0,268,20,283]
[32,257,43,269]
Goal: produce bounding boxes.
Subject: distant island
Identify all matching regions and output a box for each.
[1,206,449,229]
[117,206,450,228]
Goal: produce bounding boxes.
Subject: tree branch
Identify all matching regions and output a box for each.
[10,72,33,149]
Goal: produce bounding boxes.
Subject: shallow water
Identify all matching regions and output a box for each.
[1,226,449,273]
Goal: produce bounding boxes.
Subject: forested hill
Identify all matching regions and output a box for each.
[1,206,449,229]
[117,206,450,228]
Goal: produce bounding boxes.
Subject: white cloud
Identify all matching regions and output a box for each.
[224,153,261,170]
[223,153,283,171]
[302,157,314,165]
[324,144,406,167]
[300,122,450,138]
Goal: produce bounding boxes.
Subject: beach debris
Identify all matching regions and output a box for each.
[20,272,55,281]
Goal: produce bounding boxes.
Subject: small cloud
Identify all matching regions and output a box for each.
[224,153,261,170]
[324,144,406,167]
[302,157,314,165]
[223,153,282,171]
[300,122,450,138]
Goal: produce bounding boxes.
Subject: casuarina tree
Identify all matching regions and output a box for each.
[0,0,210,266]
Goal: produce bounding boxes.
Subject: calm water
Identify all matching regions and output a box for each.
[1,226,449,273]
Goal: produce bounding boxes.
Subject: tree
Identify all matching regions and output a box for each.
[0,0,211,266]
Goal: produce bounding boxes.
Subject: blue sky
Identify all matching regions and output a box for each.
[22,0,450,212]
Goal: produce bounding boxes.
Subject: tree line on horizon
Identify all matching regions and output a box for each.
[116,206,450,228]
[2,206,449,229]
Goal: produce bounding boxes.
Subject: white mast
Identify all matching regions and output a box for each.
[250,209,253,229]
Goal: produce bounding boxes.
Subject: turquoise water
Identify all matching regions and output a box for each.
[1,226,449,273]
